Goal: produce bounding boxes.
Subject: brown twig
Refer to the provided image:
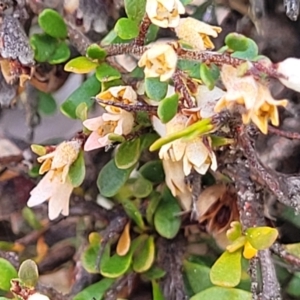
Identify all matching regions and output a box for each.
[268,125,300,140]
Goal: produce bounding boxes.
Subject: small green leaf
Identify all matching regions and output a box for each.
[145,77,168,101]
[158,94,179,123]
[133,236,155,273]
[145,24,159,44]
[231,38,258,60]
[73,278,115,300]
[0,258,17,291]
[76,102,88,121]
[95,63,121,82]
[38,9,68,39]
[184,260,213,294]
[115,18,139,40]
[124,0,146,22]
[127,176,153,198]
[30,33,57,62]
[177,60,201,79]
[18,260,39,288]
[100,251,132,278]
[287,272,300,297]
[190,287,251,300]
[48,41,70,64]
[142,266,166,280]
[37,91,57,115]
[245,227,278,250]
[210,250,242,288]
[154,187,181,239]
[22,207,43,230]
[115,138,141,169]
[225,33,249,52]
[152,280,166,300]
[146,191,161,225]
[227,221,243,242]
[86,44,107,60]
[200,63,219,90]
[97,159,134,197]
[68,150,85,187]
[64,56,98,74]
[81,243,101,274]
[121,198,145,230]
[139,160,165,184]
[61,75,101,119]
[140,133,160,150]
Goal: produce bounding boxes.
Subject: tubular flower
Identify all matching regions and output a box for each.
[146,0,185,28]
[138,43,178,81]
[175,17,222,50]
[83,107,135,151]
[153,114,217,177]
[27,140,81,220]
[96,86,138,113]
[215,64,288,134]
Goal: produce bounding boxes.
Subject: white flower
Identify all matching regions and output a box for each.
[276,57,300,93]
[153,114,217,176]
[138,43,178,81]
[175,17,222,50]
[83,107,135,151]
[146,0,185,28]
[28,293,50,300]
[96,86,137,111]
[215,64,288,134]
[27,140,81,220]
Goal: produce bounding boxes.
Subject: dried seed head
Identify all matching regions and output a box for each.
[0,15,34,66]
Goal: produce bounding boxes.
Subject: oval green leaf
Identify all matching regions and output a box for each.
[100,251,132,278]
[0,258,17,291]
[127,176,153,198]
[157,94,179,124]
[115,18,139,40]
[210,250,242,288]
[225,33,249,52]
[68,150,86,187]
[18,259,39,288]
[60,75,101,119]
[64,56,98,74]
[183,260,213,294]
[30,33,57,62]
[200,63,219,91]
[146,191,161,225]
[133,236,155,273]
[81,243,101,274]
[37,91,57,115]
[97,159,135,197]
[145,77,168,101]
[231,38,258,60]
[154,187,181,239]
[139,160,165,184]
[95,63,121,82]
[86,44,107,60]
[124,0,146,22]
[245,227,278,250]
[115,138,141,169]
[38,9,67,39]
[121,198,145,230]
[48,41,70,64]
[190,286,251,300]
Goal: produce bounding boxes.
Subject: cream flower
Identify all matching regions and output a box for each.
[215,64,288,134]
[83,107,135,151]
[27,140,81,220]
[175,17,222,50]
[146,0,185,28]
[96,86,137,113]
[138,44,178,81]
[276,57,300,93]
[153,114,217,176]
